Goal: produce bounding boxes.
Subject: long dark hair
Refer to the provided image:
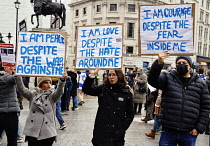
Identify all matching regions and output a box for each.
[103,69,127,87]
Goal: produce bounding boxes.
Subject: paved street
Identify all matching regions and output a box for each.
[1,95,209,146]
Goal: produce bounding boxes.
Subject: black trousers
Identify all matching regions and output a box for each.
[134,103,142,114]
[0,112,18,146]
[26,136,55,146]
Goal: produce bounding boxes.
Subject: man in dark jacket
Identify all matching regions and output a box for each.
[148,51,210,146]
[0,62,20,146]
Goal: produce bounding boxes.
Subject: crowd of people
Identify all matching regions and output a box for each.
[0,51,210,146]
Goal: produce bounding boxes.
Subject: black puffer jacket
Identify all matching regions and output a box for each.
[82,76,134,146]
[205,77,210,92]
[148,60,210,134]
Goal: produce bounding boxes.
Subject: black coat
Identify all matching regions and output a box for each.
[82,76,134,146]
[205,77,210,92]
[67,71,78,96]
[148,60,210,134]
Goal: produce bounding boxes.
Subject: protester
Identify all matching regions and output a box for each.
[78,71,86,106]
[145,89,162,139]
[102,70,107,81]
[94,74,99,85]
[198,68,207,80]
[148,51,210,146]
[82,68,134,146]
[0,63,20,146]
[61,67,73,113]
[67,66,79,110]
[15,73,67,145]
[145,67,151,76]
[133,68,147,115]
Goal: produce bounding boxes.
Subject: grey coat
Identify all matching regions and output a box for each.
[0,71,20,113]
[15,76,65,140]
[133,73,147,103]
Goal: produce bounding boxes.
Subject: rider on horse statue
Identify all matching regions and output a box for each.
[31,0,52,15]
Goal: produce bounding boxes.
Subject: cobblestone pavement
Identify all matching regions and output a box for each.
[1,95,209,146]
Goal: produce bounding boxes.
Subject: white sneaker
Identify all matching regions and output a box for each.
[59,123,67,130]
[61,111,68,115]
[17,138,24,143]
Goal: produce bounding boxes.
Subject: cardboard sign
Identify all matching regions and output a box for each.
[139,4,195,55]
[0,43,15,67]
[76,24,123,69]
[15,31,66,77]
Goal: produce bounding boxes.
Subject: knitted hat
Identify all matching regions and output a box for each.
[175,56,192,67]
[37,77,52,88]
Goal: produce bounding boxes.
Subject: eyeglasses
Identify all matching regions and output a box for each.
[108,74,117,77]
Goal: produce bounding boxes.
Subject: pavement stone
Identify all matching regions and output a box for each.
[1,95,209,146]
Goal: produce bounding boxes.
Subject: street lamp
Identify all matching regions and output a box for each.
[6,32,13,44]
[14,0,21,55]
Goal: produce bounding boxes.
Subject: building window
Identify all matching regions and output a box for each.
[206,13,209,24]
[126,46,133,54]
[75,26,77,39]
[128,4,135,12]
[96,22,100,25]
[96,5,101,12]
[198,42,202,55]
[110,4,117,11]
[127,23,134,38]
[204,28,208,39]
[199,26,203,38]
[109,22,116,24]
[83,7,86,15]
[75,9,79,17]
[203,44,207,56]
[200,11,204,21]
[207,1,210,10]
[202,0,204,7]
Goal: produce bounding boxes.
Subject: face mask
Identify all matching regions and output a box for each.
[176,64,188,76]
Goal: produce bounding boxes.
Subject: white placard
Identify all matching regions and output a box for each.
[76,24,123,69]
[140,4,194,55]
[15,32,66,76]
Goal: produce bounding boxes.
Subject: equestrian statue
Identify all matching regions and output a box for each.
[30,0,66,29]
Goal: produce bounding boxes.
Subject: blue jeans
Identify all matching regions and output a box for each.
[153,115,159,131]
[56,99,64,126]
[71,96,78,108]
[159,127,197,146]
[17,122,22,139]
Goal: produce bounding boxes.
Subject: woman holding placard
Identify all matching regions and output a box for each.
[82,68,134,146]
[15,73,67,145]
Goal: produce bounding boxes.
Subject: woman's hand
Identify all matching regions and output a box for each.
[61,72,67,81]
[90,67,99,77]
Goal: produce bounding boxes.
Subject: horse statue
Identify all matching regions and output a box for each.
[30,0,66,29]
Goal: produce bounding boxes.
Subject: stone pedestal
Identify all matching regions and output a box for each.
[32,28,66,32]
